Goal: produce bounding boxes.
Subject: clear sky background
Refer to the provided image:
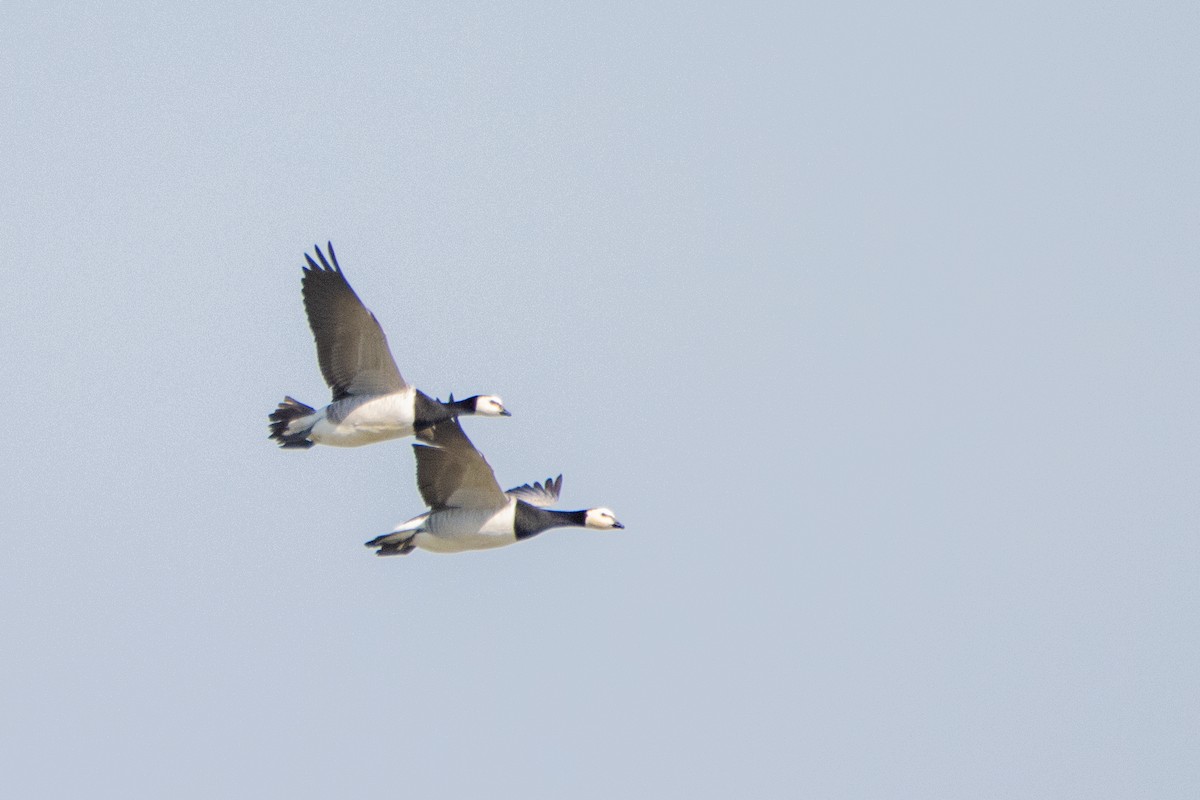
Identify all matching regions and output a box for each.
[3,2,1198,797]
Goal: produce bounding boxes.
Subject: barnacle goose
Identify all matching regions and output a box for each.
[268,243,509,449]
[365,418,622,556]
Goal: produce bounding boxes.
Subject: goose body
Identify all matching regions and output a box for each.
[269,243,509,449]
[282,388,416,448]
[365,420,622,556]
[390,501,521,554]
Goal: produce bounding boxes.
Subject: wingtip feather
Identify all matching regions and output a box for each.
[314,245,333,271]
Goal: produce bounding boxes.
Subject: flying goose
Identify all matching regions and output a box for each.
[365,418,623,555]
[268,243,510,449]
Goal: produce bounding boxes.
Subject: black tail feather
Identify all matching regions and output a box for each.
[374,542,416,556]
[365,532,416,556]
[268,396,317,449]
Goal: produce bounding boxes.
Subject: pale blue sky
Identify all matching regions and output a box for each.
[3,2,1199,798]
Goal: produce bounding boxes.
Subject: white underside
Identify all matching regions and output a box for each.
[396,500,519,554]
[294,390,418,447]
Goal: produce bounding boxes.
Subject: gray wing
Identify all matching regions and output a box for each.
[301,243,407,400]
[505,475,563,507]
[412,418,508,510]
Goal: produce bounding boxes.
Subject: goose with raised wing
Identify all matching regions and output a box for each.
[365,418,623,556]
[268,243,509,449]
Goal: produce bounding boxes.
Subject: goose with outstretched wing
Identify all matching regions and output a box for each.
[268,242,509,449]
[366,418,622,556]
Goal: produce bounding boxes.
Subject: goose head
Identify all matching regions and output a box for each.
[470,395,511,417]
[584,508,624,530]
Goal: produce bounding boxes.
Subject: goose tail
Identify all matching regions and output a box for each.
[365,531,417,557]
[268,396,318,449]
[365,515,427,556]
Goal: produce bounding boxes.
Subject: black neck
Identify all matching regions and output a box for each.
[514,503,588,540]
[445,395,480,415]
[414,391,476,428]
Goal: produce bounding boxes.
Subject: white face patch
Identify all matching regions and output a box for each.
[584,508,623,530]
[474,395,510,417]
